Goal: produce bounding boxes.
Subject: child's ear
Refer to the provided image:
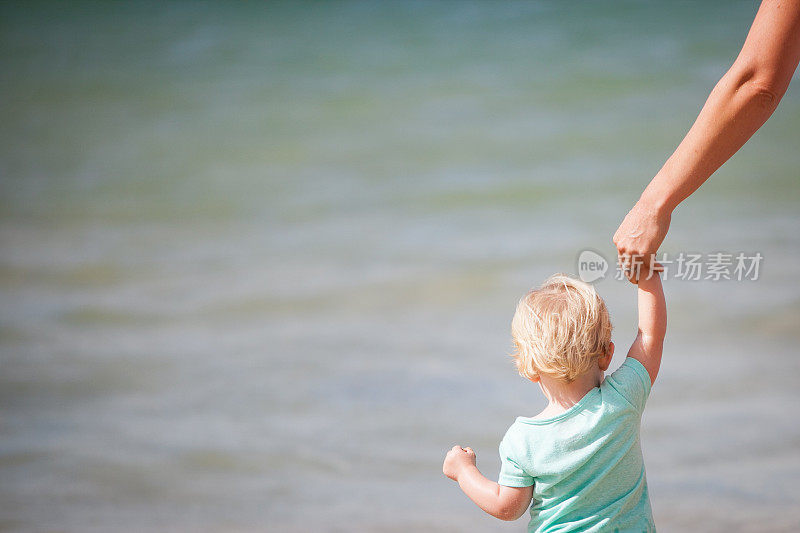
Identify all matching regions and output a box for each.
[528,374,541,383]
[598,342,614,371]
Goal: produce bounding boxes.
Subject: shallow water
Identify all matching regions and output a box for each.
[1,1,799,532]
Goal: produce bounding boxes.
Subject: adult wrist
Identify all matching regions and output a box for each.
[638,184,675,218]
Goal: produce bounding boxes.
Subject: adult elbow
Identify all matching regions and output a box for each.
[745,80,782,111]
[729,63,786,111]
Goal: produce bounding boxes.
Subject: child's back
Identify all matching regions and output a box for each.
[499,358,654,532]
[443,271,665,532]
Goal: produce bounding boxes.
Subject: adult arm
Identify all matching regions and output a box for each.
[614,0,800,274]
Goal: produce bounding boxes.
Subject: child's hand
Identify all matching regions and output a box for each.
[442,445,476,481]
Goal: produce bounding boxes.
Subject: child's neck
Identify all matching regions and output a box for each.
[535,369,604,417]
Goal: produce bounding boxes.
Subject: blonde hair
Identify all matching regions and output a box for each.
[510,274,612,382]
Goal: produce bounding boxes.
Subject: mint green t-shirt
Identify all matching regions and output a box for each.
[498,357,656,533]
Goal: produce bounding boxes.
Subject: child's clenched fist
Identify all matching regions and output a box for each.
[442,445,476,481]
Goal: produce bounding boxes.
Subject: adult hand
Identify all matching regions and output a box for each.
[613,198,671,283]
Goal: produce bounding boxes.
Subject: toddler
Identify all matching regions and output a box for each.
[442,270,665,532]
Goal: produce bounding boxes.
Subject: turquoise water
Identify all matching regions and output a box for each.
[1,2,799,531]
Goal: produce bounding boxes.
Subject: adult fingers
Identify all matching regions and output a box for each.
[617,253,645,284]
[619,253,665,283]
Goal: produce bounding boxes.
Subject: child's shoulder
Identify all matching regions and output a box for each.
[499,418,535,455]
[501,417,533,440]
[501,416,548,447]
[604,357,652,391]
[602,357,653,413]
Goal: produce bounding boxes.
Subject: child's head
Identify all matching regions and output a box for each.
[511,274,613,383]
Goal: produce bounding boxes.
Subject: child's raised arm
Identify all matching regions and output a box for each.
[626,268,666,385]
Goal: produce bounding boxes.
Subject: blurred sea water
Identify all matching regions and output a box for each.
[1,1,799,531]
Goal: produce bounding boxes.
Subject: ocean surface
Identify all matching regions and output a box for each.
[1,2,799,531]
